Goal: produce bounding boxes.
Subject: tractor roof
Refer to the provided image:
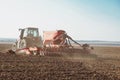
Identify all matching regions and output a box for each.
[25,27,38,29]
[19,27,38,31]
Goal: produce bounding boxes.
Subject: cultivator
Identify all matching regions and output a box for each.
[10,27,92,55]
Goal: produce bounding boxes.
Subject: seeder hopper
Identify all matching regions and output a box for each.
[43,30,92,56]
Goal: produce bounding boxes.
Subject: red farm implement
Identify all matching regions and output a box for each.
[43,30,92,56]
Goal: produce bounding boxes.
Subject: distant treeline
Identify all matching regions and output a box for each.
[77,40,120,46]
[0,38,120,46]
[0,38,16,42]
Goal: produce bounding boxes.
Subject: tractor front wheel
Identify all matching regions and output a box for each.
[12,43,17,52]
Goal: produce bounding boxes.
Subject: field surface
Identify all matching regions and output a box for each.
[0,43,120,80]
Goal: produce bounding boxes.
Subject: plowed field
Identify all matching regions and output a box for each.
[0,44,120,80]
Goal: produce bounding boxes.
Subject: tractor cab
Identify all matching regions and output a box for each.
[12,27,43,55]
[19,28,39,39]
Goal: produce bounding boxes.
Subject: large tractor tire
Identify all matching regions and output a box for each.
[12,43,17,52]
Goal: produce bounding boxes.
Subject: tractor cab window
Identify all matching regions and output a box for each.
[33,30,39,37]
[19,29,24,39]
[27,29,39,37]
[23,28,28,37]
[23,28,39,37]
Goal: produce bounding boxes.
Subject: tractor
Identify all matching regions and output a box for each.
[10,28,92,56]
[11,27,43,55]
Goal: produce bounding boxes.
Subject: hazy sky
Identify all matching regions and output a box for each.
[0,0,120,41]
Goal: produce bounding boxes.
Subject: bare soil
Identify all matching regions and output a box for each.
[0,44,120,80]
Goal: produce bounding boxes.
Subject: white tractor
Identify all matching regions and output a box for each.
[12,27,43,55]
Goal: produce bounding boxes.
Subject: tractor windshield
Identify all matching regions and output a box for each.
[23,28,39,37]
[28,28,39,37]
